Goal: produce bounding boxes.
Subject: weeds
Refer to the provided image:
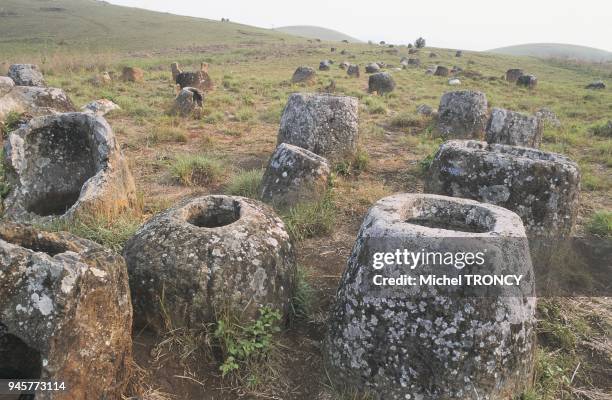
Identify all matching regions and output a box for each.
[334,148,369,176]
[0,149,10,204]
[214,306,281,377]
[225,169,263,198]
[290,266,314,322]
[170,154,225,186]
[147,126,188,144]
[0,111,24,137]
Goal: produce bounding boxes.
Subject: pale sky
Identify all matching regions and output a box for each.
[107,0,612,52]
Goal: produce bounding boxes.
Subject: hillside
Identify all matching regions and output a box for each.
[275,25,362,43]
[0,0,295,56]
[489,43,612,62]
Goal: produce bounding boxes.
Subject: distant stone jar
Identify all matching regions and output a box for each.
[437,90,488,139]
[346,64,360,77]
[278,93,359,161]
[325,193,536,399]
[434,65,449,76]
[368,72,395,94]
[291,66,316,84]
[260,143,331,208]
[172,87,204,117]
[505,68,524,82]
[486,107,542,147]
[365,63,381,73]
[0,223,133,399]
[2,112,137,222]
[123,195,296,331]
[425,140,581,237]
[517,74,537,89]
[121,66,144,82]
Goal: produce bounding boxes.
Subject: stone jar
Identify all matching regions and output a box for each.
[325,193,536,399]
[0,223,133,399]
[123,195,296,332]
[425,140,580,237]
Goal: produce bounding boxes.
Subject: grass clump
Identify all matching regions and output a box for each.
[290,266,314,322]
[389,112,426,129]
[170,154,225,186]
[364,96,387,115]
[585,211,612,237]
[225,169,263,198]
[334,148,369,176]
[41,212,143,252]
[283,192,336,241]
[147,126,188,144]
[0,149,10,203]
[590,120,612,137]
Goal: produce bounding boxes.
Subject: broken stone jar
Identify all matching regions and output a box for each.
[325,193,536,400]
[425,140,580,237]
[123,195,296,332]
[0,223,133,399]
[2,112,137,222]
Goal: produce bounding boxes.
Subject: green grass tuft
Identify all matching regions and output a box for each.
[225,169,263,198]
[282,192,336,241]
[170,154,225,186]
[585,211,612,237]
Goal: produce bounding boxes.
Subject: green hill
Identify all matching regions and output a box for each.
[275,25,362,43]
[0,0,295,56]
[489,43,612,62]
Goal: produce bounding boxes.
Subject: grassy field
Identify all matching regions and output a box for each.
[1,1,611,399]
[489,43,612,62]
[274,25,363,43]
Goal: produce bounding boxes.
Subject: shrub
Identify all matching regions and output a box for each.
[170,154,225,186]
[586,211,612,237]
[415,37,426,48]
[225,169,263,198]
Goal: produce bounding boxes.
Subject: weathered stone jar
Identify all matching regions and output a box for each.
[437,90,488,139]
[2,112,137,222]
[425,140,580,237]
[123,195,296,332]
[486,107,542,147]
[325,193,536,400]
[278,93,359,162]
[260,143,331,208]
[0,223,133,399]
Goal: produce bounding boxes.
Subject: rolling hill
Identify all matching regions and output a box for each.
[275,25,362,43]
[489,43,612,62]
[0,0,296,56]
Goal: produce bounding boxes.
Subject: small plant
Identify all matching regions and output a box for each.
[170,154,225,186]
[418,151,436,175]
[585,211,612,237]
[214,306,282,377]
[283,192,336,241]
[235,106,254,122]
[364,97,387,115]
[203,111,224,124]
[225,169,263,198]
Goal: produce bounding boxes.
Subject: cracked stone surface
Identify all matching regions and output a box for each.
[260,143,331,208]
[325,193,536,400]
[123,195,296,332]
[485,108,542,147]
[81,99,121,116]
[278,93,359,161]
[0,86,75,122]
[437,90,488,139]
[0,223,133,399]
[2,112,137,223]
[425,140,580,237]
[8,64,46,87]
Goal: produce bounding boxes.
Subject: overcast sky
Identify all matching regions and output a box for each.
[106,0,612,51]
